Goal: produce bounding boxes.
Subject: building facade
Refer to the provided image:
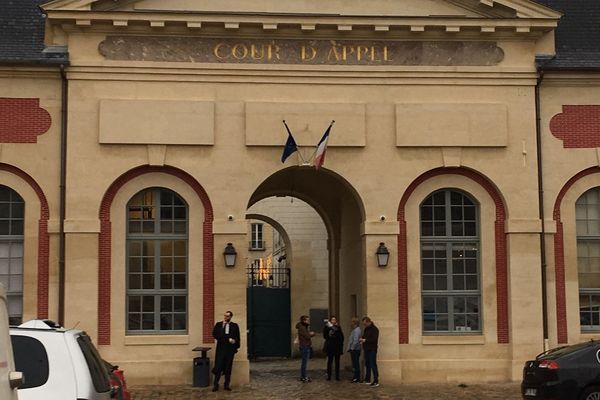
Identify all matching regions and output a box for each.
[1,0,599,385]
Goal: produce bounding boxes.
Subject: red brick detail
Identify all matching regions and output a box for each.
[203,220,214,343]
[554,221,567,344]
[0,98,51,143]
[0,164,50,318]
[552,166,600,344]
[37,219,50,319]
[550,105,600,148]
[98,165,214,345]
[397,220,409,344]
[98,219,111,344]
[397,167,508,344]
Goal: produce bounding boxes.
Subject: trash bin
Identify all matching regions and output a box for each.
[192,347,211,387]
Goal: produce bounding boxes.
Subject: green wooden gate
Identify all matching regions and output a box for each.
[247,267,291,358]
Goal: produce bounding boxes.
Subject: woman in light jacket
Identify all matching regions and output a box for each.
[347,317,362,383]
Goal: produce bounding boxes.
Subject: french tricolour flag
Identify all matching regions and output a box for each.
[314,122,334,170]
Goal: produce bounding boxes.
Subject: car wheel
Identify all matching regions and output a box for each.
[582,386,600,400]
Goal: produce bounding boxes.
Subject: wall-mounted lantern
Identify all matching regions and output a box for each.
[376,242,390,267]
[224,243,237,267]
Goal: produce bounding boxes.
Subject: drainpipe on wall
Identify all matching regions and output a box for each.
[58,64,68,326]
[535,63,549,351]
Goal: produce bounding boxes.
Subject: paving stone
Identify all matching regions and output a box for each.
[130,358,522,399]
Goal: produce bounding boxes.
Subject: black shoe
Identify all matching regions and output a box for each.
[351,379,359,383]
[224,386,232,391]
[326,376,331,381]
[336,377,341,381]
[212,384,219,392]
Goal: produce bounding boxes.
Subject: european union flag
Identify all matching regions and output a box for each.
[281,120,299,163]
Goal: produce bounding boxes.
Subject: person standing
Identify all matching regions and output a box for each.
[212,310,240,392]
[296,315,315,382]
[347,317,362,383]
[323,315,344,381]
[359,316,379,387]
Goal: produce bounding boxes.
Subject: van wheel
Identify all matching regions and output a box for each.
[582,386,600,400]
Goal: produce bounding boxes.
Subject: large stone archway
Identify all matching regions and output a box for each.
[247,166,366,336]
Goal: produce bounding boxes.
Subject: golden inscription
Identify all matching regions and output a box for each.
[214,42,281,61]
[301,45,317,61]
[213,41,390,64]
[99,36,505,66]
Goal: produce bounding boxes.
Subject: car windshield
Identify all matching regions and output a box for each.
[537,341,598,360]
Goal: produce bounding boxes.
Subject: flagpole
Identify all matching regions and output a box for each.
[282,120,308,164]
[308,120,335,162]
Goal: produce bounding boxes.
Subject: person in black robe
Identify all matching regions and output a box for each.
[212,310,240,391]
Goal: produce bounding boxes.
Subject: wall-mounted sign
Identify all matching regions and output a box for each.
[99,36,504,66]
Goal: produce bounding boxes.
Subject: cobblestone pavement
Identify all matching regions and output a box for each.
[130,358,522,400]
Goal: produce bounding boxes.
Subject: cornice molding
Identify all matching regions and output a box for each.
[43,0,563,19]
[0,68,62,79]
[479,0,562,18]
[43,0,95,11]
[62,63,538,86]
[542,73,600,87]
[45,10,558,37]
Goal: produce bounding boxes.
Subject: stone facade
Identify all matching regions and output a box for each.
[0,0,599,387]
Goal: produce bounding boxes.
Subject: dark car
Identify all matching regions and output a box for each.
[522,341,600,399]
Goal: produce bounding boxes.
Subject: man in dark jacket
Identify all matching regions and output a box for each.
[359,316,380,387]
[323,315,344,381]
[212,310,240,392]
[295,315,315,382]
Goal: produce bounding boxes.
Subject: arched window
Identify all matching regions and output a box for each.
[420,189,480,334]
[0,185,24,325]
[126,188,188,334]
[577,187,600,331]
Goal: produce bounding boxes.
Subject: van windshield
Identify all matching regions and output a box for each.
[77,334,111,393]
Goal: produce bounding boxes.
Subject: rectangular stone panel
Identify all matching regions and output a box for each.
[99,99,214,145]
[395,103,508,147]
[245,102,365,147]
[99,36,504,66]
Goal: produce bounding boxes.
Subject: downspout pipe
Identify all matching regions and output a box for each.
[59,64,68,326]
[535,62,548,350]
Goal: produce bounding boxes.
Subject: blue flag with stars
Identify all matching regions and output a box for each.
[281,121,299,163]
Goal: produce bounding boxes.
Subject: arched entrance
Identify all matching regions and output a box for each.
[246,166,366,359]
[244,213,294,358]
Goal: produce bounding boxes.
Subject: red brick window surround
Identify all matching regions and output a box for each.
[550,105,600,149]
[553,167,600,344]
[0,164,50,319]
[397,167,508,344]
[98,165,214,345]
[0,98,52,143]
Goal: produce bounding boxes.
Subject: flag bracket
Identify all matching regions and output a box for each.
[281,120,334,169]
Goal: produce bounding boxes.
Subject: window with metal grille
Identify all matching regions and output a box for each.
[126,188,188,334]
[577,187,600,331]
[420,189,481,334]
[0,185,24,325]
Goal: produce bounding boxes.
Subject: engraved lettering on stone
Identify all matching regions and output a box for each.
[98,36,505,66]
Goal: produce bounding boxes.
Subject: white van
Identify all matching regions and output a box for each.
[0,284,22,400]
[10,320,112,400]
